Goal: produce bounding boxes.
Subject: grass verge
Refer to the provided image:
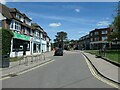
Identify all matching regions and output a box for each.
[84,50,120,64]
[10,56,24,62]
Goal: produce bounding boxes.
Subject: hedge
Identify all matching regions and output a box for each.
[0,28,14,55]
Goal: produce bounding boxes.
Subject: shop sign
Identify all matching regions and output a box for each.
[13,32,30,41]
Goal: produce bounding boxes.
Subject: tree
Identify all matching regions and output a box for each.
[109,2,120,41]
[54,31,68,49]
[1,28,14,55]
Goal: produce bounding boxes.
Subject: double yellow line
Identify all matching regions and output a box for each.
[82,54,119,89]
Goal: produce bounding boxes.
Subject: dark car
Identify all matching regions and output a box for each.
[54,48,63,56]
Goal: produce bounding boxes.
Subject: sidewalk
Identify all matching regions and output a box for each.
[0,51,54,78]
[81,51,119,83]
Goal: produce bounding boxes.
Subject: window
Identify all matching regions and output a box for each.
[30,30,33,36]
[24,27,27,34]
[0,20,1,27]
[90,33,93,36]
[102,30,107,34]
[102,36,107,41]
[95,32,99,35]
[16,14,21,20]
[12,39,30,51]
[91,38,93,42]
[10,21,14,29]
[25,19,31,25]
[15,21,21,31]
[94,37,99,41]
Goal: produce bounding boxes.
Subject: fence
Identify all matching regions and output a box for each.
[9,53,46,68]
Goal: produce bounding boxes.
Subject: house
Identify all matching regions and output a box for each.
[31,23,43,54]
[0,4,51,57]
[89,28,111,50]
[79,34,90,50]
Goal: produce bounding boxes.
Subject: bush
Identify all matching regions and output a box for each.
[1,28,14,55]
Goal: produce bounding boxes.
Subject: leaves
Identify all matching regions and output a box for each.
[1,28,14,55]
[54,31,68,48]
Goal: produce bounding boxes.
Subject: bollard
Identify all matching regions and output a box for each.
[43,54,45,60]
[24,56,28,66]
[31,55,33,63]
[19,58,21,65]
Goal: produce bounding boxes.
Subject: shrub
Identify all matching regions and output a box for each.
[0,28,14,55]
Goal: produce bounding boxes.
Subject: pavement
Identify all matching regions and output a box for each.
[81,51,120,84]
[0,51,54,78]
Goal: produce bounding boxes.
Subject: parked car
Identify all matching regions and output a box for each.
[54,48,63,56]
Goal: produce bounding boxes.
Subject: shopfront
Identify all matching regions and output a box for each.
[33,37,41,54]
[41,39,47,53]
[10,32,31,57]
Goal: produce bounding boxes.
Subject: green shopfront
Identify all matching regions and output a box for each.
[10,32,32,57]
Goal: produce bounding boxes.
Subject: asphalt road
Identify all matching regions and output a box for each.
[2,51,114,88]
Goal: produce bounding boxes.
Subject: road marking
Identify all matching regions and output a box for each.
[0,59,55,81]
[18,60,55,75]
[82,54,119,89]
[0,77,10,80]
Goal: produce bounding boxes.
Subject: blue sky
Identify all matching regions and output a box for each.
[6,2,117,42]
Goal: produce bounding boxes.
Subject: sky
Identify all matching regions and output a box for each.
[3,2,118,42]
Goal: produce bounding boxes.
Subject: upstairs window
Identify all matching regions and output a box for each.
[25,19,31,25]
[0,20,2,28]
[102,36,107,41]
[94,37,99,41]
[90,33,93,36]
[16,14,21,20]
[15,21,21,31]
[91,38,93,42]
[95,32,99,35]
[102,30,107,34]
[10,21,14,29]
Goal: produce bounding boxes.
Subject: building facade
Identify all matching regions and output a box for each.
[0,4,51,57]
[89,28,111,50]
[79,34,90,50]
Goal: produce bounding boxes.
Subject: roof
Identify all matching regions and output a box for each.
[31,23,44,32]
[0,4,12,19]
[21,23,31,29]
[1,4,32,21]
[90,28,110,33]
[22,14,32,21]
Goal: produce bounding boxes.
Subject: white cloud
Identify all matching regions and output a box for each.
[49,22,61,27]
[75,8,80,13]
[106,17,109,20]
[0,0,6,4]
[29,12,96,24]
[97,21,110,27]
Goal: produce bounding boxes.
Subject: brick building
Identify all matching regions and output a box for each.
[0,4,51,57]
[89,28,111,50]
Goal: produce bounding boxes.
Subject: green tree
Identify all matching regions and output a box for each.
[1,28,14,55]
[110,2,120,40]
[54,31,68,49]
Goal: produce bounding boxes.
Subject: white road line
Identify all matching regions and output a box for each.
[18,60,55,75]
[82,54,119,89]
[0,59,55,81]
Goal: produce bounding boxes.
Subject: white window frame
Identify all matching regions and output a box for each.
[102,30,107,34]
[102,36,107,41]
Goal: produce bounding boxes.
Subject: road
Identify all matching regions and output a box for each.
[2,51,114,88]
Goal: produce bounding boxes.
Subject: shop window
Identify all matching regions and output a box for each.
[12,39,30,52]
[33,43,36,53]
